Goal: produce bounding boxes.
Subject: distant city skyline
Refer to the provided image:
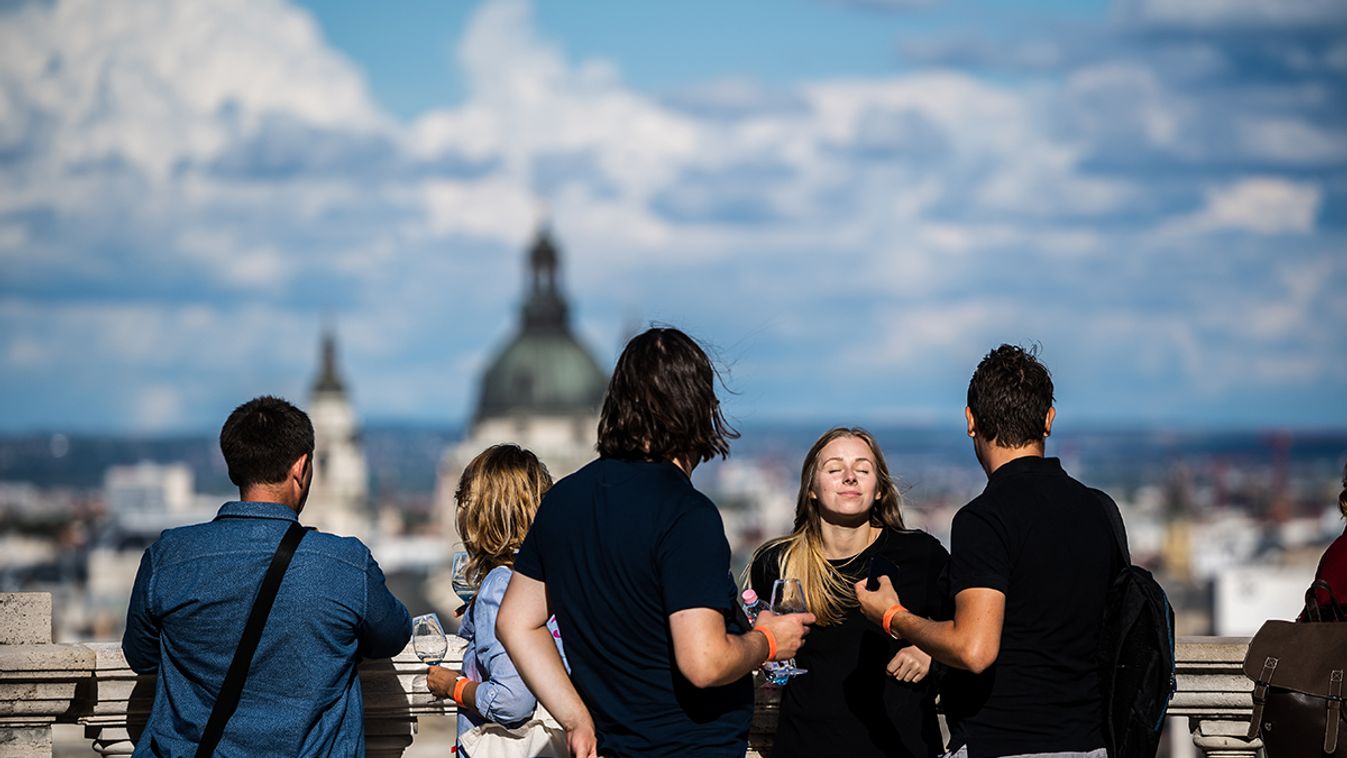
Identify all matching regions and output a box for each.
[1,0,1344,433]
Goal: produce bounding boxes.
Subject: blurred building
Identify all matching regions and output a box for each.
[84,462,218,639]
[104,462,193,517]
[305,330,372,540]
[434,226,607,541]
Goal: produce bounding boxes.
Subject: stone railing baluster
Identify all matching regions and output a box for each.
[0,593,95,757]
[68,639,464,758]
[1170,637,1262,758]
[0,594,1283,757]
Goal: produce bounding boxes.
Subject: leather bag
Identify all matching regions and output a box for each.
[1243,581,1347,757]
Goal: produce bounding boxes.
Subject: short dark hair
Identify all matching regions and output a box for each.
[219,396,315,489]
[966,344,1054,448]
[597,327,739,464]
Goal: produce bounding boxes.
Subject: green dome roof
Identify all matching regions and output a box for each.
[474,227,608,422]
[476,330,606,421]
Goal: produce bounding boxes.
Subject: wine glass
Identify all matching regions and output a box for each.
[411,613,448,695]
[767,578,809,683]
[450,550,475,605]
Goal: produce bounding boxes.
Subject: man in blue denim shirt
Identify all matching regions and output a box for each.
[122,396,412,756]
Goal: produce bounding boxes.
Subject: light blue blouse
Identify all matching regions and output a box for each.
[456,565,566,749]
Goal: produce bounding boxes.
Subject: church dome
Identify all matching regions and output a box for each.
[477,331,606,420]
[474,228,608,423]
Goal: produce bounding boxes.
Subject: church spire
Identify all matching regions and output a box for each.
[522,224,569,332]
[312,330,346,395]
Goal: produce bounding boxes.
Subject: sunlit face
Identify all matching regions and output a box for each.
[809,435,881,523]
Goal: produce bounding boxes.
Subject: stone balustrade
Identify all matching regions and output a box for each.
[0,594,96,757]
[66,640,465,757]
[1,593,1261,757]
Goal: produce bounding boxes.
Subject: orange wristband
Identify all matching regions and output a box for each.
[752,627,778,662]
[881,603,907,639]
[452,676,470,707]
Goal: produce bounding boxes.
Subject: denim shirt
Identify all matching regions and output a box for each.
[456,566,566,748]
[122,502,412,757]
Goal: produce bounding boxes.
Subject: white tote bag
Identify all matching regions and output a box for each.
[458,571,571,758]
[458,701,569,758]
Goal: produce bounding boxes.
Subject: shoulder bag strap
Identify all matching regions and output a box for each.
[1091,488,1132,566]
[196,521,308,758]
[1307,579,1347,623]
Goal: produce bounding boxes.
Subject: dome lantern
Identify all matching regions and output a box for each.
[474,226,606,426]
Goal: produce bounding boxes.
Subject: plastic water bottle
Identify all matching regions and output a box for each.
[742,590,791,686]
[741,589,765,623]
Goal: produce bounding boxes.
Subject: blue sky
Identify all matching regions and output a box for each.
[1,0,1344,433]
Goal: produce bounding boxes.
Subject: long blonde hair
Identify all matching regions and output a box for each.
[755,427,906,626]
[455,444,553,588]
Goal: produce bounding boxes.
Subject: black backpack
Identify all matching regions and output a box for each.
[1092,489,1177,758]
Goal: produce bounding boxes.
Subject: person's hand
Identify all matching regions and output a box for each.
[425,665,461,699]
[886,645,931,683]
[564,716,599,758]
[753,609,816,661]
[854,575,903,631]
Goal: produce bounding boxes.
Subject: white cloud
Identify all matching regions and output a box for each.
[1162,178,1322,236]
[1237,117,1347,165]
[0,0,383,180]
[445,0,700,195]
[662,77,810,120]
[176,230,292,289]
[1118,0,1345,28]
[421,177,537,243]
[843,300,1006,371]
[1063,63,1188,153]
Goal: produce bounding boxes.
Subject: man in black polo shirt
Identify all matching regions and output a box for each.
[857,344,1118,758]
[497,327,814,758]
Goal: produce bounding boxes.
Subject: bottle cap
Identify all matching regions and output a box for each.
[742,589,759,604]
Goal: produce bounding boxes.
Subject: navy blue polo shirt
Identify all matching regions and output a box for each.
[942,456,1119,758]
[514,458,752,758]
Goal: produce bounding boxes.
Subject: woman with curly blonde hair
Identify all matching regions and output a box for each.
[427,444,564,756]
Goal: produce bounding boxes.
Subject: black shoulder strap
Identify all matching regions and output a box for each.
[196,521,308,757]
[1091,488,1132,566]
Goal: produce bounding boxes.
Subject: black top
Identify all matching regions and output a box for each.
[514,458,752,758]
[943,456,1120,758]
[750,527,950,758]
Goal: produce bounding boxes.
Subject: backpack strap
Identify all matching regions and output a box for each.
[1327,669,1344,754]
[196,521,308,757]
[1090,489,1132,566]
[1247,656,1279,739]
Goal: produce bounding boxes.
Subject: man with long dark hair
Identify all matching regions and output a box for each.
[499,327,814,758]
[122,396,410,755]
[857,345,1118,758]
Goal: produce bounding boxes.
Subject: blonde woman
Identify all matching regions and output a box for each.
[426,444,563,756]
[750,427,949,758]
